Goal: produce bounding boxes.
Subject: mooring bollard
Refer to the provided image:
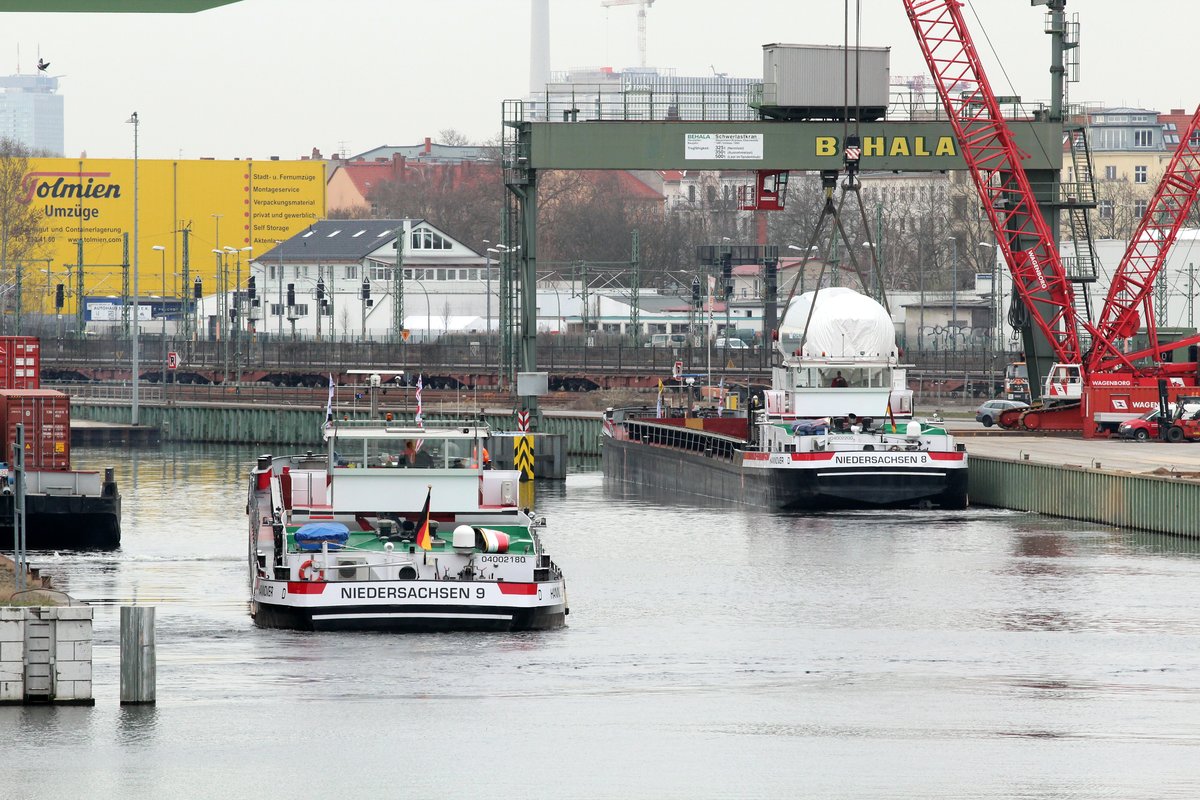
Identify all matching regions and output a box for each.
[119,606,156,705]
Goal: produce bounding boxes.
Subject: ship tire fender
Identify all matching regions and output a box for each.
[298,559,325,582]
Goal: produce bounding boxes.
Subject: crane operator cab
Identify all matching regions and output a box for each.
[1044,363,1084,401]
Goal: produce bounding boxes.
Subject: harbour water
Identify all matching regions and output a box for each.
[3,443,1200,799]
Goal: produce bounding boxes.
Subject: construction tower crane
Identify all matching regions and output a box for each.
[600,0,655,68]
[903,1,1200,435]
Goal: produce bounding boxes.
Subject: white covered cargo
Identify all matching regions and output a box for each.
[778,288,897,360]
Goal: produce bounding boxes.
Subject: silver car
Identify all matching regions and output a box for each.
[975,399,1028,427]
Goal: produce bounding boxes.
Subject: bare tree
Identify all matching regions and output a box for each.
[368,162,504,250]
[328,205,375,220]
[1092,178,1148,241]
[437,129,473,148]
[0,137,47,328]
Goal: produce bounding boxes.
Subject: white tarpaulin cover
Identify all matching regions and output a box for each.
[778,288,896,359]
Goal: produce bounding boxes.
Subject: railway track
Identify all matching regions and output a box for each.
[46,381,606,411]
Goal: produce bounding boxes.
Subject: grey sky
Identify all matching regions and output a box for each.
[1,0,1193,160]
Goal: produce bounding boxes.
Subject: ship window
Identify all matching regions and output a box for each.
[795,368,817,388]
[445,439,472,465]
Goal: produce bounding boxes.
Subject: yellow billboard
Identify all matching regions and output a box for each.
[20,157,326,312]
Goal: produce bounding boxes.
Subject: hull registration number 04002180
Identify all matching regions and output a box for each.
[479,555,528,564]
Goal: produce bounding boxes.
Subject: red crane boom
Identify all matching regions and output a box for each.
[902,0,1086,366]
[1086,105,1200,374]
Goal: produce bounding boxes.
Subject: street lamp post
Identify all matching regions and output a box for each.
[977,241,998,393]
[977,242,997,347]
[211,213,223,343]
[485,247,503,334]
[212,249,230,381]
[786,243,819,296]
[127,111,140,425]
[226,246,251,383]
[408,278,432,341]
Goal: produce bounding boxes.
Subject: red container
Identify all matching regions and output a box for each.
[0,389,70,471]
[0,337,41,389]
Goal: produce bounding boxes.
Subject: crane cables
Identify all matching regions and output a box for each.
[839,0,888,312]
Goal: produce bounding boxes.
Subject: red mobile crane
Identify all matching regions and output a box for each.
[902,0,1200,436]
[1079,108,1200,433]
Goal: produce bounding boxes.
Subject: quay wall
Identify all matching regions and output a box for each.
[969,455,1200,539]
[70,402,606,456]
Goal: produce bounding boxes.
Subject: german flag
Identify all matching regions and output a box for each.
[415,486,433,551]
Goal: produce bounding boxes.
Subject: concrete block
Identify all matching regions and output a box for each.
[54,620,89,645]
[0,621,21,642]
[0,641,23,662]
[72,640,93,661]
[54,680,74,699]
[70,679,92,700]
[0,664,21,682]
[0,608,23,622]
[52,607,93,621]
[56,660,91,682]
[0,680,21,701]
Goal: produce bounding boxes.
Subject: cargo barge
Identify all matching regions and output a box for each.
[603,288,968,510]
[0,338,121,549]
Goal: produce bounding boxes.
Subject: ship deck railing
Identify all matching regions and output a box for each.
[622,418,743,463]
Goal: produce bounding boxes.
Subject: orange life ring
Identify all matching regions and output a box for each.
[298,559,325,582]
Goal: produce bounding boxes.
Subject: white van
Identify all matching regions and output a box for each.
[647,333,689,348]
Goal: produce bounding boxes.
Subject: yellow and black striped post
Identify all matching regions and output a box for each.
[514,409,534,482]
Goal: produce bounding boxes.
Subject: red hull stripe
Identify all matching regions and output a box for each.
[748,451,963,462]
[744,452,837,462]
[286,581,327,595]
[497,583,538,595]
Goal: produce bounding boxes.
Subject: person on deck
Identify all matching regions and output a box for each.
[402,440,418,466]
[831,371,848,388]
[470,445,491,469]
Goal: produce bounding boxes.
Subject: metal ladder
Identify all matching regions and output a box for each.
[1061,124,1099,352]
[23,611,54,701]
